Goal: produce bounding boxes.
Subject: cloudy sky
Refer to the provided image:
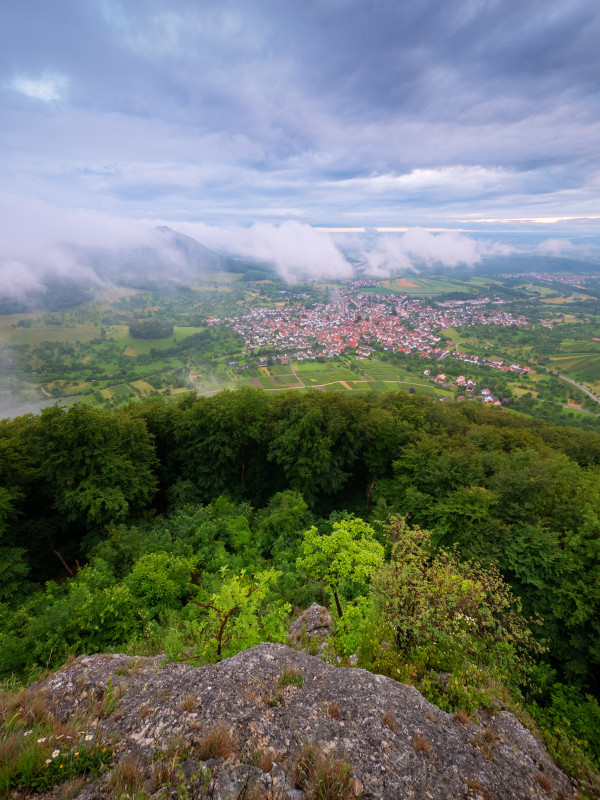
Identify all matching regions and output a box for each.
[2,0,600,238]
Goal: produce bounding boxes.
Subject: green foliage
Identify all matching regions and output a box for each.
[268,392,362,506]
[0,704,111,800]
[278,666,304,688]
[529,683,600,771]
[370,516,542,683]
[34,403,157,537]
[123,552,196,617]
[2,385,600,785]
[255,490,313,560]
[128,320,174,339]
[297,519,384,618]
[166,567,290,663]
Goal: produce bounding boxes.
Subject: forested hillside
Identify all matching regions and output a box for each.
[1,389,600,790]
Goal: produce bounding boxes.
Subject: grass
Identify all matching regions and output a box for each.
[1,322,101,346]
[195,725,236,761]
[381,712,397,733]
[109,325,206,355]
[293,744,354,800]
[326,702,343,720]
[453,710,471,726]
[412,732,432,754]
[179,695,199,713]
[251,748,275,773]
[0,683,112,799]
[109,756,147,797]
[362,277,470,295]
[277,666,304,689]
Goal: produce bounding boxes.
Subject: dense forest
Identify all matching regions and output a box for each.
[1,388,600,787]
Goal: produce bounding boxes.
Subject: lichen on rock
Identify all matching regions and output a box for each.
[33,643,574,799]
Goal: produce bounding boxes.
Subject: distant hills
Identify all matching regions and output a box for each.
[481,253,600,275]
[2,226,599,314]
[0,227,275,313]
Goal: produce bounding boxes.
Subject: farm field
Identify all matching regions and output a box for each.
[3,270,600,428]
[361,276,471,295]
[515,283,559,297]
[550,353,600,379]
[541,293,596,304]
[0,320,101,345]
[109,325,206,354]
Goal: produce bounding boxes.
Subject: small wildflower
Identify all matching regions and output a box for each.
[52,749,61,758]
[59,765,63,769]
[74,752,79,757]
[56,735,63,739]
[24,729,33,736]
[85,734,94,741]
[45,759,52,765]
[37,737,47,743]
[102,747,107,753]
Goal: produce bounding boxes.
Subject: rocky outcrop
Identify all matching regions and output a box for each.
[37,643,574,799]
[287,603,333,650]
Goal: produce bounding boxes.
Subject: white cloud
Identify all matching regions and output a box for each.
[537,238,576,255]
[10,73,68,103]
[175,219,353,282]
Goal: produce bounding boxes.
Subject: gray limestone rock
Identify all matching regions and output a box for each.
[34,643,576,800]
[287,603,333,650]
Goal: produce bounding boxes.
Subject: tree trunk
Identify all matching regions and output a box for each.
[333,588,343,619]
[365,477,376,520]
[47,538,75,577]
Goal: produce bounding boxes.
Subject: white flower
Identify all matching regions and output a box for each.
[23,729,33,736]
[52,749,60,758]
[37,737,47,743]
[45,759,52,765]
[85,734,94,741]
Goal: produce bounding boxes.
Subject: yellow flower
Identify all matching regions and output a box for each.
[59,765,63,769]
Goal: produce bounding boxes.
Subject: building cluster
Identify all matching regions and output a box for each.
[426,366,529,406]
[500,271,591,286]
[210,289,531,367]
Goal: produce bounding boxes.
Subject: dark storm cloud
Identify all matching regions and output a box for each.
[1,0,600,236]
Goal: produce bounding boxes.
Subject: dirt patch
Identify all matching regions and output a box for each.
[395,277,420,288]
[260,366,271,376]
[339,381,352,390]
[251,378,261,387]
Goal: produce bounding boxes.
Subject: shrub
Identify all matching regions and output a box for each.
[167,567,290,664]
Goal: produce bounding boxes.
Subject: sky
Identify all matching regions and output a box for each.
[2,0,600,282]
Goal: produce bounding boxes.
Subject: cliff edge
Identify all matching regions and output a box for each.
[35,642,573,799]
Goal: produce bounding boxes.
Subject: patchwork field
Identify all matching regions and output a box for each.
[362,277,471,295]
[541,293,595,304]
[515,283,558,297]
[0,321,101,345]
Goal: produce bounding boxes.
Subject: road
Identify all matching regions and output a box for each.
[290,361,306,388]
[558,374,600,407]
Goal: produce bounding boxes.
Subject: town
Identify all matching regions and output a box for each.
[209,287,531,378]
